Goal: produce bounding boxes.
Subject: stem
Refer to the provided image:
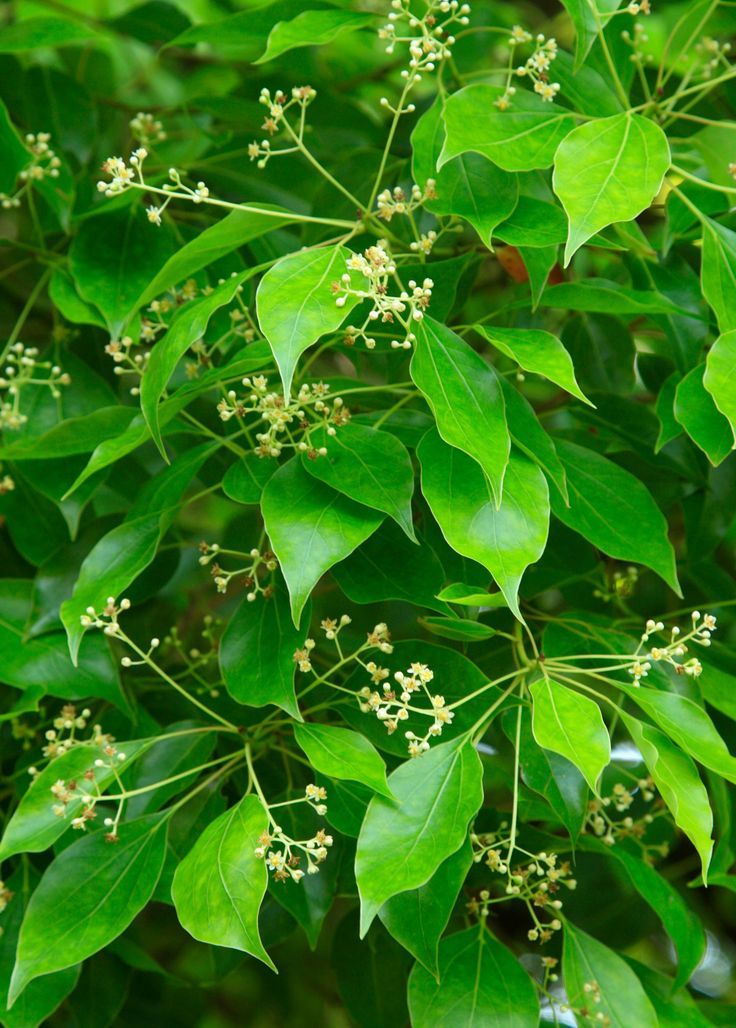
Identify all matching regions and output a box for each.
[506,703,523,866]
[367,77,413,214]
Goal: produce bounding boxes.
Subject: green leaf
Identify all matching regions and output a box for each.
[355,738,483,935]
[408,926,539,1028]
[436,584,508,607]
[538,280,694,317]
[563,922,658,1028]
[411,98,519,246]
[560,0,621,68]
[0,407,136,461]
[551,441,681,594]
[674,364,734,465]
[293,722,392,798]
[495,196,568,248]
[0,99,30,193]
[420,615,496,641]
[124,722,216,819]
[378,839,473,977]
[256,245,360,398]
[255,9,373,63]
[9,813,168,1005]
[222,453,276,504]
[220,589,306,720]
[474,325,592,405]
[655,372,683,452]
[171,795,275,970]
[303,422,416,541]
[623,714,713,878]
[411,317,510,504]
[418,429,549,619]
[0,869,80,1028]
[0,17,96,52]
[170,1,336,57]
[49,268,108,329]
[141,270,257,459]
[529,678,610,792]
[262,458,384,625]
[441,84,575,172]
[68,209,175,337]
[701,218,736,332]
[704,329,736,441]
[553,114,670,265]
[0,739,152,862]
[498,375,568,502]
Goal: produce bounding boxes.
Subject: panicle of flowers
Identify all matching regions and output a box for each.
[40,703,93,761]
[586,776,667,860]
[256,821,334,883]
[198,541,278,599]
[379,1,470,90]
[0,343,71,431]
[376,179,437,222]
[217,376,350,458]
[621,19,653,66]
[334,245,432,351]
[130,111,167,145]
[496,28,560,109]
[98,149,210,228]
[628,610,716,684]
[358,657,455,756]
[469,833,575,944]
[694,35,732,79]
[293,615,353,674]
[248,86,317,169]
[80,595,130,637]
[48,725,130,842]
[0,132,61,209]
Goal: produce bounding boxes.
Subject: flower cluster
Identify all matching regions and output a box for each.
[49,732,129,841]
[496,29,560,109]
[0,343,71,431]
[585,776,666,859]
[247,86,318,169]
[80,596,130,636]
[255,812,334,883]
[628,611,716,684]
[39,704,93,761]
[335,245,432,351]
[379,1,470,87]
[470,835,576,944]
[130,111,166,144]
[375,179,437,222]
[358,659,456,756]
[198,542,278,599]
[695,36,732,79]
[564,980,610,1027]
[217,376,350,458]
[0,132,61,209]
[98,151,210,227]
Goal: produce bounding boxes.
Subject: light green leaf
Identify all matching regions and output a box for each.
[420,615,496,642]
[701,218,736,332]
[141,270,257,459]
[293,722,392,798]
[441,84,575,172]
[378,840,473,977]
[529,678,610,791]
[563,922,658,1028]
[256,245,360,398]
[623,714,713,878]
[262,458,384,625]
[303,422,416,541]
[49,268,107,329]
[0,407,136,461]
[0,740,152,862]
[172,795,275,970]
[553,113,670,265]
[436,584,508,607]
[498,375,568,502]
[0,17,96,52]
[475,325,592,405]
[256,9,373,63]
[220,589,307,720]
[560,0,625,69]
[704,329,736,441]
[411,317,510,504]
[0,99,30,193]
[408,926,539,1028]
[551,441,681,594]
[418,429,549,620]
[222,452,277,504]
[538,280,694,316]
[674,364,734,465]
[355,738,483,935]
[9,814,168,1005]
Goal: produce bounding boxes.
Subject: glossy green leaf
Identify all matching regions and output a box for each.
[0,17,96,52]
[475,325,592,405]
[378,839,473,977]
[436,583,508,607]
[674,364,733,465]
[303,422,416,541]
[529,678,610,791]
[701,218,736,332]
[355,738,483,934]
[623,714,713,878]
[420,615,496,641]
[172,795,275,970]
[293,722,392,798]
[0,739,152,862]
[418,429,549,619]
[220,588,306,719]
[498,375,568,502]
[262,458,384,625]
[256,245,360,398]
[563,922,658,1028]
[560,0,621,68]
[441,84,575,172]
[411,317,510,504]
[256,9,373,63]
[539,280,691,316]
[704,329,736,441]
[222,454,276,505]
[551,441,681,594]
[9,814,168,1005]
[408,926,539,1028]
